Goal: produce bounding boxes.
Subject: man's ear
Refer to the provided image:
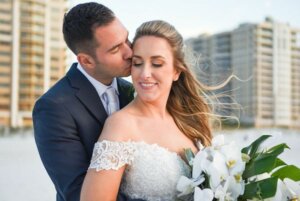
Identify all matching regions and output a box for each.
[77,53,95,70]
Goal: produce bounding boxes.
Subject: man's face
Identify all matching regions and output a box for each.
[92,18,132,84]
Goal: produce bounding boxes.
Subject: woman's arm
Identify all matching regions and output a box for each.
[80,112,135,201]
[80,166,126,201]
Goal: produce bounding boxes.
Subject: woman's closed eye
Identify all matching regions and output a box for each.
[152,63,163,67]
[132,61,143,67]
[133,62,163,67]
[151,58,165,67]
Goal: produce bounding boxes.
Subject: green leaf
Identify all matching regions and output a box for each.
[266,143,290,155]
[241,135,271,157]
[255,143,289,160]
[240,177,278,200]
[184,148,194,166]
[243,143,289,178]
[272,165,300,181]
[274,158,287,169]
[243,154,277,178]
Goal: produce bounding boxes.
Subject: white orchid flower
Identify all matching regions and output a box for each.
[177,134,300,201]
[265,179,288,201]
[206,151,229,190]
[219,142,246,176]
[194,187,214,201]
[176,174,205,196]
[176,148,211,197]
[214,182,234,201]
[214,176,244,201]
[284,178,300,200]
[225,176,245,199]
[264,178,300,201]
[205,140,245,199]
[210,135,246,176]
[212,134,226,148]
[193,147,215,177]
[193,149,208,178]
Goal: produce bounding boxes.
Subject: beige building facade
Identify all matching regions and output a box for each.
[188,17,300,129]
[0,0,67,128]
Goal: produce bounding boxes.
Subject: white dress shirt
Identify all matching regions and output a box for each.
[77,63,120,114]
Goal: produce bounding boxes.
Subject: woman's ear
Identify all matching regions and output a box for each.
[77,53,95,70]
[173,69,181,81]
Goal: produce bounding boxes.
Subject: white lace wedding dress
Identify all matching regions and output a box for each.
[89,140,192,201]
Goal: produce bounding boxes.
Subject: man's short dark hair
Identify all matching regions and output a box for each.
[63,2,115,55]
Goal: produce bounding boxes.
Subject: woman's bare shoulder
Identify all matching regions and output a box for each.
[99,108,138,142]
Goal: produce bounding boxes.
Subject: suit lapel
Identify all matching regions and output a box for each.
[67,63,107,124]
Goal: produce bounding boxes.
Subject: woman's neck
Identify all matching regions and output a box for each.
[131,97,170,119]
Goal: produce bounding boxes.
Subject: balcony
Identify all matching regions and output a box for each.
[0,99,10,106]
[0,55,11,63]
[0,34,12,42]
[0,13,12,21]
[256,30,273,38]
[0,23,11,32]
[256,37,273,46]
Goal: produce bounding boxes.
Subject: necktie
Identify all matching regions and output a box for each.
[103,86,119,115]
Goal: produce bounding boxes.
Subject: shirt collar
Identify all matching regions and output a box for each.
[77,63,119,96]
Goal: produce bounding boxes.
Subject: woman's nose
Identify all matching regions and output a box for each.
[141,65,151,79]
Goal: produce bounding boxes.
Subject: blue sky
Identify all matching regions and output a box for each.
[69,0,300,39]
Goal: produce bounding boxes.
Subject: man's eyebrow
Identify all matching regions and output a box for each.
[107,43,121,52]
[107,31,129,52]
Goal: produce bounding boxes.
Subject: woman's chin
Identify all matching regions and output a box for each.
[136,94,158,103]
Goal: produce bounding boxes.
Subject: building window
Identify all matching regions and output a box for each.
[296,33,300,47]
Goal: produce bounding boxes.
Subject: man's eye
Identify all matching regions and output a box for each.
[111,46,120,53]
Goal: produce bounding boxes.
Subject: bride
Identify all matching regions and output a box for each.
[80,20,213,201]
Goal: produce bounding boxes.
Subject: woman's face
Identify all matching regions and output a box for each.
[131,36,180,103]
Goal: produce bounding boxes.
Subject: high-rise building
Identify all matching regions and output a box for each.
[187,32,233,117]
[290,27,300,128]
[0,0,67,128]
[188,17,300,129]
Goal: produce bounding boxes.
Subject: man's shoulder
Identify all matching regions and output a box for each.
[37,63,79,102]
[39,76,72,102]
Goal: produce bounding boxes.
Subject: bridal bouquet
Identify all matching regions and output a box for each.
[176,135,300,201]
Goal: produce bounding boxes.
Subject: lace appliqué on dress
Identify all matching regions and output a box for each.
[89,140,136,171]
[120,142,191,201]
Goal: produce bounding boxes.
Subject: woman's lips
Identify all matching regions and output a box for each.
[139,82,157,90]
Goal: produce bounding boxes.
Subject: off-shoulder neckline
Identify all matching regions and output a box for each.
[96,139,200,167]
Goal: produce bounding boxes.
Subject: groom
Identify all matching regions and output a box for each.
[33,3,137,201]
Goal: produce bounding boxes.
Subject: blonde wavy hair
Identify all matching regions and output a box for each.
[132,20,213,146]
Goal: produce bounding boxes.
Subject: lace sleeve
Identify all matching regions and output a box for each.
[89,140,136,171]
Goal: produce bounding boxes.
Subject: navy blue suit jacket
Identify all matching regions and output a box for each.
[33,63,135,201]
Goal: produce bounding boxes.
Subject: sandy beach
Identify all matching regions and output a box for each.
[0,128,299,201]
